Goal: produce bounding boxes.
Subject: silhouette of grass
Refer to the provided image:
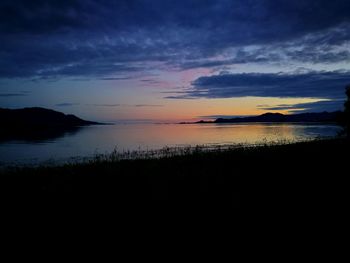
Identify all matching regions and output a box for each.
[0,137,348,210]
[63,137,313,165]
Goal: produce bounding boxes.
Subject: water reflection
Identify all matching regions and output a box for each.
[0,123,341,165]
[0,125,84,143]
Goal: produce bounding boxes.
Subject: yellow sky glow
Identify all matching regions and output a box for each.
[102,97,329,121]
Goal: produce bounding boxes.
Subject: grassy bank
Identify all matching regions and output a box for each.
[1,138,349,209]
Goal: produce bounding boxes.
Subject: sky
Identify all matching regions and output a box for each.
[1,0,350,122]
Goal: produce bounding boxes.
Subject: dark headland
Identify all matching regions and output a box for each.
[181,111,342,124]
[0,107,99,142]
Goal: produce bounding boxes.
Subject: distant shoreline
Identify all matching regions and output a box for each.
[180,121,340,125]
[180,111,342,124]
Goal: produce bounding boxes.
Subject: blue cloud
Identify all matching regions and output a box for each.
[0,93,27,97]
[55,102,79,107]
[90,104,120,107]
[258,100,345,113]
[0,0,350,78]
[167,71,350,100]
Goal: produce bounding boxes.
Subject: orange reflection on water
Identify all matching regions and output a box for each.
[82,123,319,151]
[0,123,340,164]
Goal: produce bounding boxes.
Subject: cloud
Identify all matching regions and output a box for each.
[55,102,79,107]
[99,77,133,81]
[258,100,345,113]
[90,104,120,107]
[2,0,349,42]
[0,93,27,97]
[198,115,250,119]
[1,1,350,78]
[133,104,163,107]
[166,70,350,100]
[88,103,163,107]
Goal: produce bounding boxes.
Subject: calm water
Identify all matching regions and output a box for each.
[0,123,341,165]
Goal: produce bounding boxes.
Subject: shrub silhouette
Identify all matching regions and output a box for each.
[344,85,350,137]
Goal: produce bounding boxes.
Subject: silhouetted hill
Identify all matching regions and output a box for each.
[0,107,99,142]
[198,111,341,124]
[0,107,98,127]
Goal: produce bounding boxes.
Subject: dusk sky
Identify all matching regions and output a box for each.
[1,0,350,122]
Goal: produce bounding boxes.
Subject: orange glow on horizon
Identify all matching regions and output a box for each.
[104,97,328,122]
[84,94,330,122]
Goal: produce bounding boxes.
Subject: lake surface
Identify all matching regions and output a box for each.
[0,123,341,166]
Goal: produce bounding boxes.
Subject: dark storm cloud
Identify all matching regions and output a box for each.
[1,0,350,79]
[2,0,350,41]
[166,71,350,99]
[0,0,89,34]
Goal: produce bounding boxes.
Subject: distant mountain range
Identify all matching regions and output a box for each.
[0,107,99,142]
[181,111,342,124]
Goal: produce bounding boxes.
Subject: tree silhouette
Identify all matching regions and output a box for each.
[344,85,350,137]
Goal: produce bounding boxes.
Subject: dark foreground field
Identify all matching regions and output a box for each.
[0,138,349,211]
